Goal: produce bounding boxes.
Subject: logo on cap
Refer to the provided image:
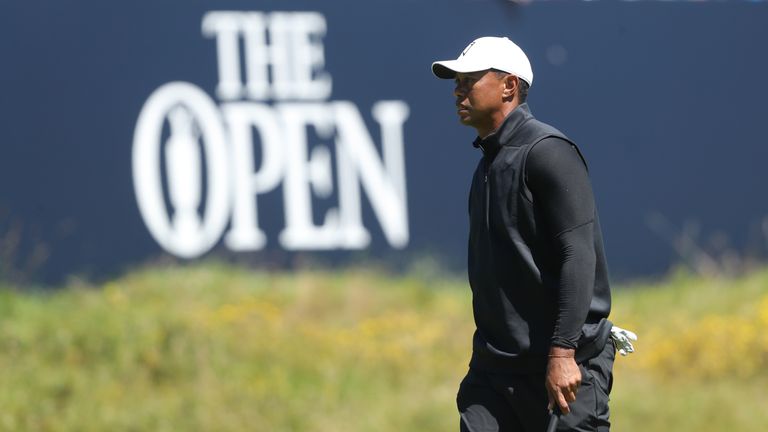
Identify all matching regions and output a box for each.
[461,41,476,57]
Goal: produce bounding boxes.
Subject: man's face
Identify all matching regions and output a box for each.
[453,70,506,131]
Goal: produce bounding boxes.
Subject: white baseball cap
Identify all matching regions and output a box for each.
[431,36,533,87]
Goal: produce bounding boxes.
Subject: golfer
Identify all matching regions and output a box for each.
[432,37,615,431]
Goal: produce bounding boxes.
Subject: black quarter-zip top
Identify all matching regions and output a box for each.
[467,104,612,373]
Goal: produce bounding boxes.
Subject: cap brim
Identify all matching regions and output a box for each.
[431,61,459,79]
[431,59,488,79]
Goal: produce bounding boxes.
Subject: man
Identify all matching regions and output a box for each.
[431,37,615,431]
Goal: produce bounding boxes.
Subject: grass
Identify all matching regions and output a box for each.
[0,263,766,431]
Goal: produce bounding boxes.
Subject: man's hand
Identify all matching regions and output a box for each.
[545,347,581,415]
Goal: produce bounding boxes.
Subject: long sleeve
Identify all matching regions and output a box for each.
[525,137,596,349]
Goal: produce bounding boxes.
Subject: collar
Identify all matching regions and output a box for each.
[472,103,533,156]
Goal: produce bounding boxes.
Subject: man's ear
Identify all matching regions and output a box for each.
[502,75,519,99]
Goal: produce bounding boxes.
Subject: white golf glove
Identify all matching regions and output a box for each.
[610,325,638,356]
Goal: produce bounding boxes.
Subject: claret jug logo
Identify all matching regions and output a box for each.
[133,11,410,258]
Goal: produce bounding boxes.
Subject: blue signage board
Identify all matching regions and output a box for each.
[1,1,767,282]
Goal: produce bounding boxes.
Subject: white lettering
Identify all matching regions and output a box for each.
[240,13,270,100]
[334,101,410,249]
[134,11,410,259]
[221,103,284,251]
[275,12,331,100]
[278,103,341,249]
[133,82,230,258]
[203,11,332,101]
[202,12,244,101]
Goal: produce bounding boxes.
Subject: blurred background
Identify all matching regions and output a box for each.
[1,0,767,430]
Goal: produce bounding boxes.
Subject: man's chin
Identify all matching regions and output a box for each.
[458,115,473,125]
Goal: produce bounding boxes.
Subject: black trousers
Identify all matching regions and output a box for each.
[457,341,614,432]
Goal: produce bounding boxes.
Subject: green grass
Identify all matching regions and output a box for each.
[612,374,768,431]
[0,263,766,431]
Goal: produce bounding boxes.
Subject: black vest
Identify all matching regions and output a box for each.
[467,104,612,373]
